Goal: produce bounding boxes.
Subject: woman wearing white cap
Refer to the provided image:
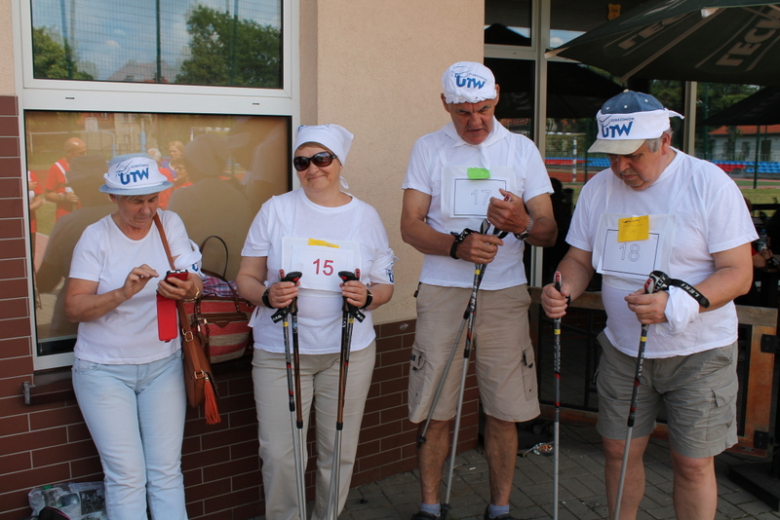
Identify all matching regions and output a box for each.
[237,124,395,519]
[65,153,203,520]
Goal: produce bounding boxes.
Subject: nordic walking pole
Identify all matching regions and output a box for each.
[326,270,365,520]
[553,271,562,520]
[613,272,663,520]
[271,271,306,520]
[440,219,508,520]
[417,219,508,448]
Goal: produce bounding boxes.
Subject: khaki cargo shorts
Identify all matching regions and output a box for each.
[596,332,738,458]
[408,283,540,424]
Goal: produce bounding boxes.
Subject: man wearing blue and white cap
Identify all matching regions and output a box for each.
[402,61,557,520]
[542,91,756,520]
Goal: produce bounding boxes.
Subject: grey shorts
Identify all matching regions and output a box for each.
[596,332,738,458]
[408,283,540,424]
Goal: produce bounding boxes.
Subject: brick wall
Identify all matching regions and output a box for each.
[0,102,481,519]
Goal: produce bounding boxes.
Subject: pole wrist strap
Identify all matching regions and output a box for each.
[649,270,710,308]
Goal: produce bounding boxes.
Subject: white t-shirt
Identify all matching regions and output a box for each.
[567,150,757,358]
[402,118,552,289]
[242,189,395,355]
[70,210,202,364]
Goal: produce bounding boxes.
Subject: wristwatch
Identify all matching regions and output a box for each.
[514,217,534,241]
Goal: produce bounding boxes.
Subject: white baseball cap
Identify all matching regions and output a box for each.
[442,61,497,104]
[100,153,172,195]
[589,90,683,155]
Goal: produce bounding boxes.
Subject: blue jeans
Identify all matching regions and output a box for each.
[73,352,188,520]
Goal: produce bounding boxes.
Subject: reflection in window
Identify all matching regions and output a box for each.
[549,0,647,49]
[28,110,290,357]
[31,0,282,87]
[485,0,531,42]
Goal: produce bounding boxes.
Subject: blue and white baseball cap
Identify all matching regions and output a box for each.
[589,90,683,155]
[100,153,172,196]
[442,61,497,104]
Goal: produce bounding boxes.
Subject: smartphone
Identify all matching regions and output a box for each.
[166,269,188,282]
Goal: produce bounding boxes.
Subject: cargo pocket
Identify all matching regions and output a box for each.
[408,348,428,419]
[521,346,537,399]
[708,377,738,440]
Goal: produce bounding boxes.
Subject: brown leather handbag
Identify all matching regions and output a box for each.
[154,214,221,424]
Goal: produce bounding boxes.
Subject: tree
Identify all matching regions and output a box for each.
[32,26,93,81]
[176,6,281,88]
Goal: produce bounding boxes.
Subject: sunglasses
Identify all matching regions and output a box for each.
[293,152,337,172]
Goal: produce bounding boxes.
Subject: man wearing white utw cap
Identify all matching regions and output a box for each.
[401,61,557,520]
[541,91,756,520]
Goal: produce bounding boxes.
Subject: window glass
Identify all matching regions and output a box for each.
[485,0,531,43]
[28,110,290,357]
[31,0,282,87]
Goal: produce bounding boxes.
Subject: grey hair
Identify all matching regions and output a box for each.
[146,148,162,163]
[644,128,673,153]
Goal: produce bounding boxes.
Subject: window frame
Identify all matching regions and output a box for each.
[16,0,301,370]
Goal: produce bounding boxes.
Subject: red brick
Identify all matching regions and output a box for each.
[351,465,382,488]
[0,117,19,137]
[182,434,201,454]
[0,258,26,279]
[361,410,380,428]
[0,200,23,221]
[380,347,410,366]
[0,218,23,240]
[0,279,29,300]
[228,468,262,491]
[0,452,31,473]
[201,423,256,450]
[229,439,258,460]
[0,355,34,380]
[205,486,260,514]
[203,456,258,481]
[186,476,232,500]
[0,375,32,398]
[0,239,26,260]
[182,446,230,472]
[376,320,415,338]
[360,447,402,473]
[0,298,29,319]
[380,405,408,425]
[67,422,92,442]
[0,137,19,158]
[380,377,407,395]
[33,438,97,467]
[0,427,68,456]
[0,414,28,436]
[380,428,417,451]
[0,463,70,494]
[356,439,381,459]
[69,455,103,480]
[185,500,204,519]
[372,364,403,383]
[183,467,204,487]
[29,404,84,430]
[0,97,17,116]
[360,420,403,443]
[227,407,256,428]
[375,335,402,353]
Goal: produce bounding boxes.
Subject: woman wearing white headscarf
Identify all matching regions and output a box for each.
[237,125,394,519]
[66,153,203,520]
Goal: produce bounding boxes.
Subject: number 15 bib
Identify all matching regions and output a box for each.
[281,237,362,293]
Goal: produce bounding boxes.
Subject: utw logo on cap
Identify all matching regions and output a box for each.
[442,61,497,104]
[589,90,683,155]
[100,153,172,196]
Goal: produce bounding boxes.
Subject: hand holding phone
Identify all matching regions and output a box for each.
[157,270,188,341]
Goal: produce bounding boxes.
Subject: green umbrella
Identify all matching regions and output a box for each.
[546,1,780,86]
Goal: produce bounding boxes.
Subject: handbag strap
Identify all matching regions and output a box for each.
[200,235,229,280]
[153,214,200,343]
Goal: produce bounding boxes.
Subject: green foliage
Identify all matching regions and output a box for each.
[32,26,93,81]
[176,5,281,88]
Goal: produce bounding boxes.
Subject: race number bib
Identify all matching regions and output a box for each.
[440,165,517,221]
[281,237,361,292]
[600,230,660,277]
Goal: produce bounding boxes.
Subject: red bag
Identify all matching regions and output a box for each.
[186,236,255,364]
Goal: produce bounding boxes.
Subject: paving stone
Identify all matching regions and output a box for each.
[723,490,765,506]
[740,500,777,515]
[645,504,677,519]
